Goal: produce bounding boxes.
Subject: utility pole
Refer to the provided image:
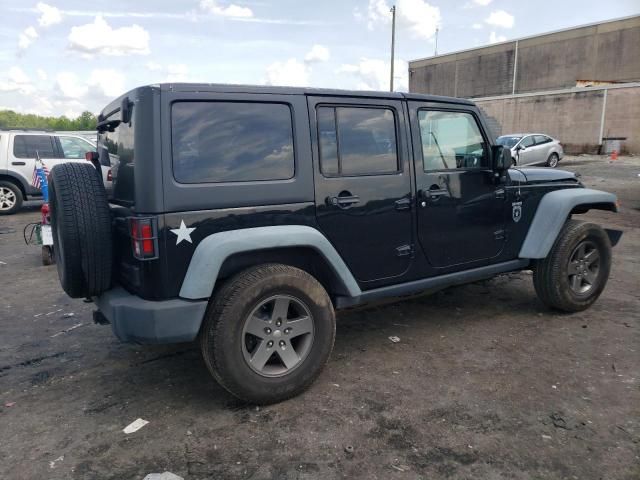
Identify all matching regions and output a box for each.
[434,27,439,56]
[390,5,396,92]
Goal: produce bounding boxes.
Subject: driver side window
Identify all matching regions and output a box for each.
[418,110,487,171]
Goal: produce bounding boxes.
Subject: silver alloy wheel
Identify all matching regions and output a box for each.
[548,153,559,168]
[241,294,315,377]
[567,240,600,295]
[0,187,16,211]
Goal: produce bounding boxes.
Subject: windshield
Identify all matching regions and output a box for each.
[496,136,521,148]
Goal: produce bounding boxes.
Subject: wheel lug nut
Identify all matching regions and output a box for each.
[276,319,282,327]
[284,328,291,334]
[267,341,274,348]
[265,327,272,335]
[279,340,285,347]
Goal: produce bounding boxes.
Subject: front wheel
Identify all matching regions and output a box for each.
[533,220,611,312]
[546,153,559,168]
[200,264,336,404]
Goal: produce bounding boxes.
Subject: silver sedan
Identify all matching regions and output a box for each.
[496,133,564,168]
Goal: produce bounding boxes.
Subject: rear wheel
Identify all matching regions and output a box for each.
[546,153,559,168]
[0,180,23,215]
[533,220,611,312]
[200,264,336,404]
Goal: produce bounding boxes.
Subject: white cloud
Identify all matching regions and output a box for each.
[56,72,88,98]
[199,0,253,18]
[166,64,190,82]
[18,26,38,50]
[145,61,162,71]
[489,31,507,43]
[338,58,408,92]
[304,44,330,64]
[472,23,483,30]
[485,10,514,29]
[36,69,48,81]
[362,0,440,40]
[265,59,309,87]
[0,67,36,94]
[88,69,126,97]
[56,69,126,101]
[68,16,150,56]
[145,62,192,82]
[473,0,492,5]
[36,2,62,27]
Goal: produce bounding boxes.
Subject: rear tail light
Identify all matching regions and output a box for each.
[85,151,99,162]
[107,169,112,181]
[129,217,158,260]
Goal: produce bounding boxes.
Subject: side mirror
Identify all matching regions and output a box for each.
[491,145,512,172]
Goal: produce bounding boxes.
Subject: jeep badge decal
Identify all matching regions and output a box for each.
[171,220,196,245]
[512,201,522,223]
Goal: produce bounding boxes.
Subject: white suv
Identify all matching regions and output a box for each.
[0,131,110,215]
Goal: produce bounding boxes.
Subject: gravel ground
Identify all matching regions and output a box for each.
[0,155,638,480]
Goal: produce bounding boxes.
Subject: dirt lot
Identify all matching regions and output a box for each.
[1,155,638,480]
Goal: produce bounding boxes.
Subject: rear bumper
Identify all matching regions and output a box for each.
[95,287,208,344]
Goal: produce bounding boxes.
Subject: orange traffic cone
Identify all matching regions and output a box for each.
[609,149,618,163]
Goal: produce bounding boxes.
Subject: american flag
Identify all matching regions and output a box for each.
[31,161,50,189]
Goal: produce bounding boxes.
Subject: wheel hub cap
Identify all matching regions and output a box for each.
[567,240,600,295]
[241,294,315,377]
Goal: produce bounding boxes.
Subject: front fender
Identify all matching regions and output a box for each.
[179,225,361,300]
[519,188,617,259]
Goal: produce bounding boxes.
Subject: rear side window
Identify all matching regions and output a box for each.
[172,102,295,183]
[317,106,399,176]
[534,135,550,145]
[521,136,535,148]
[59,136,93,159]
[13,135,59,159]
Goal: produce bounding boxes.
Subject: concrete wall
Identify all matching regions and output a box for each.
[477,85,640,154]
[409,16,640,97]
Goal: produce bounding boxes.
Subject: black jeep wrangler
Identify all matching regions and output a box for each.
[49,84,620,404]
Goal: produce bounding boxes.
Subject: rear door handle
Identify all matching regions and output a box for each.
[326,194,360,208]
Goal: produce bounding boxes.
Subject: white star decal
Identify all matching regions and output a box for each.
[170,220,196,245]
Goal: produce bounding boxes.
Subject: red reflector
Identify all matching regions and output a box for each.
[85,151,98,162]
[107,169,112,181]
[141,224,154,254]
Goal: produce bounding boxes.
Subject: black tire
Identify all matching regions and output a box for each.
[200,263,336,404]
[546,153,559,168]
[0,180,24,215]
[49,163,112,298]
[533,220,611,312]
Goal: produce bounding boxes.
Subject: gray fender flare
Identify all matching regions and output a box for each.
[519,188,617,259]
[179,225,361,300]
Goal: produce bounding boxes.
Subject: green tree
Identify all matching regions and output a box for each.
[0,110,97,131]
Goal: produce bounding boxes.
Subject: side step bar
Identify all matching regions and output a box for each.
[335,259,530,308]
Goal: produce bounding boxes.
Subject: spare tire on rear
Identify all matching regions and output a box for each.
[49,162,113,298]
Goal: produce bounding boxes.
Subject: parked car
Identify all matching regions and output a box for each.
[496,133,564,168]
[0,130,111,215]
[49,84,620,404]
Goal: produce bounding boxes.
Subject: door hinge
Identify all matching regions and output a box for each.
[396,244,414,257]
[494,229,506,241]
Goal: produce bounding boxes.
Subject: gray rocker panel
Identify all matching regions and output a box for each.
[179,225,362,300]
[519,188,617,259]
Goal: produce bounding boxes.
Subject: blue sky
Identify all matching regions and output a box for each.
[1,0,638,117]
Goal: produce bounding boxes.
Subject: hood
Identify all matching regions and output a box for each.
[508,168,580,185]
